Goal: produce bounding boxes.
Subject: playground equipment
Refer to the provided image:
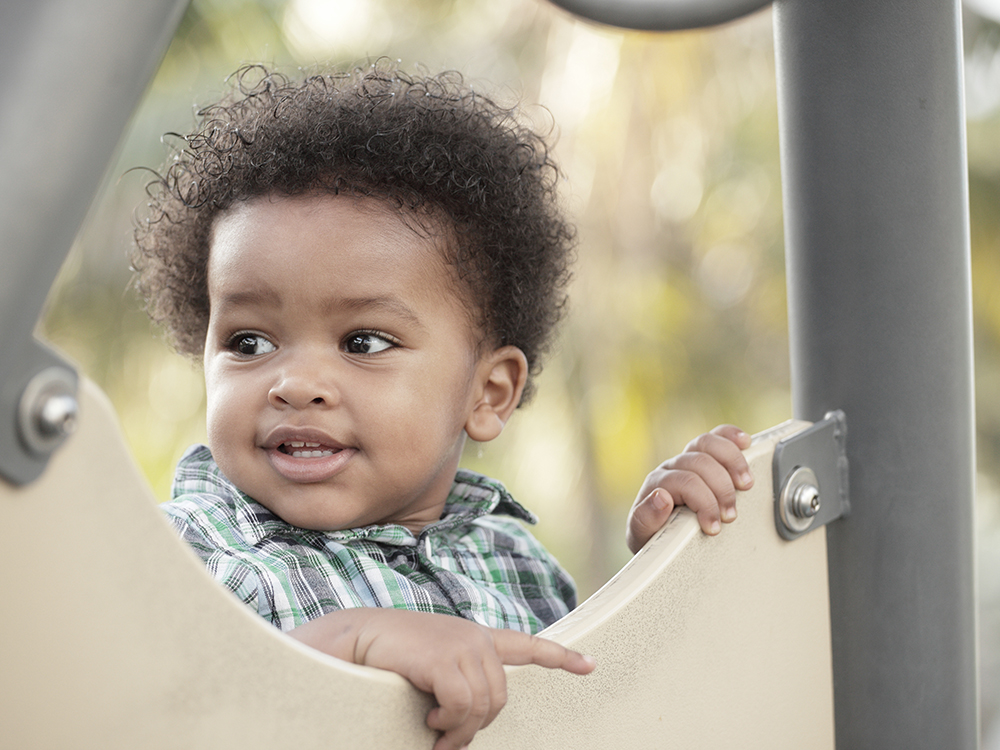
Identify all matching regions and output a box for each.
[0,0,978,747]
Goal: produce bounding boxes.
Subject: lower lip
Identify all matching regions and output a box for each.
[265,447,357,483]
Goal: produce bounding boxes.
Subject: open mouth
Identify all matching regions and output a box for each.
[266,436,355,482]
[277,441,339,458]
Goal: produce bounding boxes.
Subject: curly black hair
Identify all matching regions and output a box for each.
[131,61,575,404]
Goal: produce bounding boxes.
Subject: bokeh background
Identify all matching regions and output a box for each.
[38,0,1000,741]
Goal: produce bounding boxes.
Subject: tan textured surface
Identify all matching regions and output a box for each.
[1,379,436,750]
[474,421,835,749]
[0,379,834,749]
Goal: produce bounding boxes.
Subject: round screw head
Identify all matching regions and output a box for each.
[778,465,821,534]
[37,393,79,437]
[17,367,79,456]
[792,483,821,518]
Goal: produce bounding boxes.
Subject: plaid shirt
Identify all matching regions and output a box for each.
[162,445,576,634]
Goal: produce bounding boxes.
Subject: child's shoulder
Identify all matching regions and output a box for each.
[170,444,233,498]
[444,469,565,561]
[445,469,537,524]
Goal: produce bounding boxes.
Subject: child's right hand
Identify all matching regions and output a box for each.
[290,608,595,750]
[626,425,753,554]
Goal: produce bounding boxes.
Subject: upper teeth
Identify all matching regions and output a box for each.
[283,440,334,458]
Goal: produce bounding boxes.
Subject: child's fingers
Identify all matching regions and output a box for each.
[431,718,479,750]
[668,450,744,527]
[425,665,474,732]
[686,427,754,491]
[491,629,596,675]
[674,429,754,530]
[650,466,725,535]
[706,423,752,449]
[426,662,492,749]
[427,628,593,749]
[479,649,508,728]
[626,487,675,553]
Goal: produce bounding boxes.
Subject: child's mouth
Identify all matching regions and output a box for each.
[278,441,339,458]
[267,439,356,483]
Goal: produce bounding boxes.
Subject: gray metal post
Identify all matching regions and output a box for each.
[773,1,978,747]
[0,0,188,484]
[546,0,770,30]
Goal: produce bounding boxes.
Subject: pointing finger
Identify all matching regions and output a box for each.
[491,629,596,675]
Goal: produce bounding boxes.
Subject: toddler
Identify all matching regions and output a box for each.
[132,62,752,750]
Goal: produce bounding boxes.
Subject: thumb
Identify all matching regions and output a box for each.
[627,488,674,554]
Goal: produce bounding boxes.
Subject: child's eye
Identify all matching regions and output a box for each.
[227,333,276,357]
[344,331,396,355]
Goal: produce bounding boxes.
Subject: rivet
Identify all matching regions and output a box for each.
[778,466,821,534]
[17,367,78,456]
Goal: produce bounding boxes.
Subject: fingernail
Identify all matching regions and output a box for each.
[709,520,721,534]
[646,489,668,511]
[722,507,736,522]
[583,654,597,668]
[739,471,753,488]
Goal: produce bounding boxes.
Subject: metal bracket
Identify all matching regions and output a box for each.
[0,341,80,486]
[772,410,849,540]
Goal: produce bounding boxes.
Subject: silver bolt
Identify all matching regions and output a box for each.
[778,466,821,534]
[37,393,78,438]
[17,367,79,455]
[791,483,821,518]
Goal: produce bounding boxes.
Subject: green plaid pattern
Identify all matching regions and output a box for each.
[163,445,576,634]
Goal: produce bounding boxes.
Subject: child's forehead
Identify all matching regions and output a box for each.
[208,192,481,316]
[210,194,436,269]
[220,191,403,225]
[214,192,451,248]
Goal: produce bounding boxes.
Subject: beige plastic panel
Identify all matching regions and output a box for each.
[0,378,834,749]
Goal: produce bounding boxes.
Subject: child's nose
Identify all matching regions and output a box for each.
[267,366,340,410]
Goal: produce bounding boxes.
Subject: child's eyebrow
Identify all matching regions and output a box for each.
[215,290,418,318]
[334,297,425,329]
[214,288,281,311]
[214,289,426,330]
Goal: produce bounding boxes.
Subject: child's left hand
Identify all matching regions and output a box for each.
[289,607,594,750]
[626,425,753,554]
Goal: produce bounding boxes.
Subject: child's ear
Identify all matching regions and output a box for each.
[465,346,528,443]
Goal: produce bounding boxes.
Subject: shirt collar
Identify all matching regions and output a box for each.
[171,445,292,546]
[172,445,537,547]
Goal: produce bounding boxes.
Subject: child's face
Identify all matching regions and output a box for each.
[203,193,491,533]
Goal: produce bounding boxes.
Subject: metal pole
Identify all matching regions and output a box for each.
[773,1,978,747]
[545,0,771,31]
[0,0,188,485]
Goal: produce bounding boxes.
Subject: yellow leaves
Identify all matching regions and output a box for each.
[586,377,653,501]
